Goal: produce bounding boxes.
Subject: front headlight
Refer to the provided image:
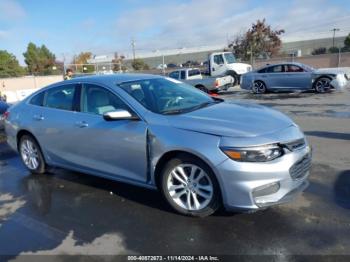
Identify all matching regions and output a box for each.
[221,144,283,162]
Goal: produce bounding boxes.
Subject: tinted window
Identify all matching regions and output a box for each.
[81,84,129,115]
[266,65,283,73]
[29,92,44,106]
[180,71,186,79]
[188,69,201,77]
[169,71,180,79]
[214,55,224,65]
[119,78,214,114]
[286,65,304,72]
[258,68,267,73]
[44,85,76,111]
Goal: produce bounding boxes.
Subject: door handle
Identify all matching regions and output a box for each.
[33,114,44,121]
[75,121,88,128]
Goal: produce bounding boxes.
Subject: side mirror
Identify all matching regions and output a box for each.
[103,110,139,121]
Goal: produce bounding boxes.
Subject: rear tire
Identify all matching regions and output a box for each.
[19,135,46,174]
[196,85,209,94]
[252,81,267,94]
[160,154,221,217]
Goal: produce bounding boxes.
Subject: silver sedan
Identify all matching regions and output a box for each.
[4,74,311,217]
[241,62,349,93]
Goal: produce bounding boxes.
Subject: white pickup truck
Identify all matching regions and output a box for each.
[206,52,252,86]
[168,68,233,93]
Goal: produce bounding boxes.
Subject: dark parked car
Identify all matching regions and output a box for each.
[167,63,177,68]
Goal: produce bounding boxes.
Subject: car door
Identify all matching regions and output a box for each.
[28,83,83,166]
[283,64,312,89]
[264,65,288,89]
[211,54,226,77]
[68,83,148,183]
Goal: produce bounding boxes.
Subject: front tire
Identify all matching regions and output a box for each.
[227,71,239,86]
[314,77,331,93]
[252,80,267,94]
[160,155,221,217]
[19,135,46,174]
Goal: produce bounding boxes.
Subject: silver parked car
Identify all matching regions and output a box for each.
[4,74,312,217]
[241,62,349,94]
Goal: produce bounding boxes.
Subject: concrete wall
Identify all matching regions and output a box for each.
[253,52,350,69]
[1,75,63,103]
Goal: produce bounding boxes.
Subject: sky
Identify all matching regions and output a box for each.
[1,0,350,64]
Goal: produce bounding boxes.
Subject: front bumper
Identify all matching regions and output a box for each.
[215,143,311,211]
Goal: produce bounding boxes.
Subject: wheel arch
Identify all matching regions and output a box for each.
[153,150,222,197]
[313,75,333,88]
[16,129,44,156]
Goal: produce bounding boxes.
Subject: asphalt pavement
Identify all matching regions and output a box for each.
[0,88,350,261]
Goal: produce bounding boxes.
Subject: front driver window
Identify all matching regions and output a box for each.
[81,84,129,115]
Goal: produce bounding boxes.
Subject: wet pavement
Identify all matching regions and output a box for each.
[0,88,350,260]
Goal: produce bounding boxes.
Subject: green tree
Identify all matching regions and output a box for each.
[328,47,339,54]
[229,19,285,61]
[0,50,25,78]
[311,47,327,55]
[342,34,350,52]
[23,42,57,75]
[131,58,149,70]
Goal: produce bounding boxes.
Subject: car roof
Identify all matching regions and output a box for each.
[258,62,305,70]
[65,73,162,86]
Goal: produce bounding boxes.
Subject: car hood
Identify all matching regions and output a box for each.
[314,67,349,75]
[166,102,294,138]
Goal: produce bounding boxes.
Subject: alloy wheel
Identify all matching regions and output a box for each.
[253,81,266,94]
[166,164,213,211]
[315,78,331,93]
[20,139,40,170]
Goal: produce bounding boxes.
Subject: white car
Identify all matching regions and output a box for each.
[156,64,167,70]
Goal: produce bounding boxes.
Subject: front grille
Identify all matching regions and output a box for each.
[290,155,311,180]
[284,138,306,151]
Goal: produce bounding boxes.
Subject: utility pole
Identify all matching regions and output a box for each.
[131,38,136,61]
[331,28,340,48]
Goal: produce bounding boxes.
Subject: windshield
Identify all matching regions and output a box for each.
[119,78,218,115]
[224,53,236,64]
[301,64,315,72]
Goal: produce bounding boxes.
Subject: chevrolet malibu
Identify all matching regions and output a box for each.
[4,74,311,217]
[241,62,349,94]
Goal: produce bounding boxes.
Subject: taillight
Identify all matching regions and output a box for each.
[214,79,219,87]
[2,111,9,120]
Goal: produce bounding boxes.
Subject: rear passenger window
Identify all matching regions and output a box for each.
[188,69,201,77]
[29,92,44,106]
[44,85,76,111]
[266,65,283,73]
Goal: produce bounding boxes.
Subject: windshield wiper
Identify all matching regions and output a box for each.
[162,109,187,115]
[162,99,223,115]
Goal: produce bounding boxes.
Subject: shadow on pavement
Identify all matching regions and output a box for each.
[334,170,350,209]
[304,131,350,141]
